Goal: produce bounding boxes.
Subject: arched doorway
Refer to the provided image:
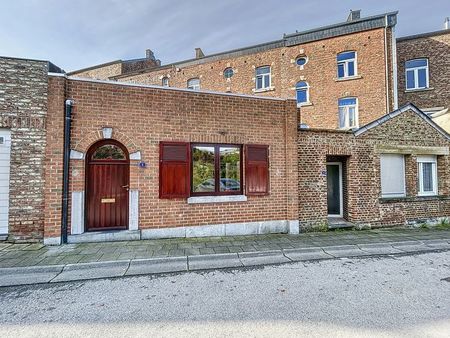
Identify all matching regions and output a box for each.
[85,140,129,231]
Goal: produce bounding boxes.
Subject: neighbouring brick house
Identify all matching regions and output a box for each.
[70,10,399,131]
[0,57,63,242]
[396,28,450,132]
[298,104,450,230]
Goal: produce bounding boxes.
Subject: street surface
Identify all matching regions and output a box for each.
[1,251,449,337]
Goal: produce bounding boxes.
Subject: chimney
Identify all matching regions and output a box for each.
[145,49,156,60]
[347,9,361,22]
[445,17,450,30]
[195,48,205,59]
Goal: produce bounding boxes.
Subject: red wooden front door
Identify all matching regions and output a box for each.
[85,140,129,231]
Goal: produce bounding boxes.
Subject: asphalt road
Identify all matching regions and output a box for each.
[1,251,449,337]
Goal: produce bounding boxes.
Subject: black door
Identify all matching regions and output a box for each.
[327,164,341,216]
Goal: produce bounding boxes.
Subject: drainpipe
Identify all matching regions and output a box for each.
[391,25,398,110]
[384,15,390,113]
[61,99,74,244]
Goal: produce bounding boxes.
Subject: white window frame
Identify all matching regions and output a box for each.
[337,51,357,79]
[162,77,169,87]
[255,66,271,90]
[338,97,359,129]
[380,154,406,198]
[187,78,200,90]
[296,81,309,106]
[417,155,438,196]
[405,58,429,90]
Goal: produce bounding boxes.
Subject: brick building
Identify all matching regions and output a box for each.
[70,10,399,130]
[396,28,450,132]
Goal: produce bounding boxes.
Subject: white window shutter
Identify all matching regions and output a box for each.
[380,154,406,198]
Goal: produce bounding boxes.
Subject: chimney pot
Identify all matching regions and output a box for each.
[146,49,155,60]
[195,48,205,59]
[347,9,361,22]
[445,17,450,30]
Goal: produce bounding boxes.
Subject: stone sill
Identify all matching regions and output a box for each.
[253,87,275,93]
[335,75,362,82]
[379,195,450,204]
[404,87,434,93]
[297,102,313,108]
[187,195,248,204]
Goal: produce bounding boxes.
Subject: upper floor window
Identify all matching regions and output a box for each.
[162,77,169,87]
[296,56,308,67]
[337,51,357,79]
[417,155,438,196]
[338,97,358,129]
[255,66,271,90]
[296,81,309,106]
[405,59,429,90]
[223,67,234,79]
[187,78,200,90]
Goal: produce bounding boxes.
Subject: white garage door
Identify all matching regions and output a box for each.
[0,129,11,235]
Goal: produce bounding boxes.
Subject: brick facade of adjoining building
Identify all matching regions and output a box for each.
[298,107,450,230]
[0,57,52,241]
[43,75,299,244]
[397,30,450,111]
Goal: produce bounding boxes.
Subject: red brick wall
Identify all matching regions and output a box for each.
[44,76,299,235]
[116,28,393,130]
[298,109,450,229]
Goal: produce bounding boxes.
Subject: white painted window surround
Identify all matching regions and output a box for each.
[380,154,406,198]
[0,129,11,235]
[187,195,247,204]
[187,78,200,90]
[255,66,271,90]
[417,155,438,196]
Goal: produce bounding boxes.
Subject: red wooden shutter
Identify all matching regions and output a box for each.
[159,142,190,198]
[245,145,269,196]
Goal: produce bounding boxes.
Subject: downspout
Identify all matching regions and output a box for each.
[61,99,74,244]
[391,24,399,110]
[384,15,390,113]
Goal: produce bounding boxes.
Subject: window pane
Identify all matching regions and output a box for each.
[92,144,126,160]
[406,70,415,89]
[337,63,345,78]
[406,59,427,68]
[256,66,270,75]
[296,57,307,66]
[296,89,307,103]
[220,147,241,192]
[339,98,356,106]
[264,74,270,87]
[422,163,433,192]
[348,61,355,76]
[418,68,427,88]
[339,107,346,128]
[192,146,215,192]
[348,107,356,127]
[256,76,263,89]
[337,51,355,62]
[296,81,307,88]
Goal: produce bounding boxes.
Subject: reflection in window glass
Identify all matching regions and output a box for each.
[220,147,241,192]
[192,146,215,192]
[92,144,126,160]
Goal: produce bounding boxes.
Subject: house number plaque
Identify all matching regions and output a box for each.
[101,198,116,203]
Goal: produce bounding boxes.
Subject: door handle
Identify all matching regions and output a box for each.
[122,185,129,191]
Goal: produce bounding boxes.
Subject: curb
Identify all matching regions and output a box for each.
[0,240,449,287]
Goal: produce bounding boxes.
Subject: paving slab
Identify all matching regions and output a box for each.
[126,257,187,276]
[357,243,403,255]
[238,250,291,266]
[283,247,333,261]
[422,239,450,250]
[322,245,372,258]
[188,253,243,271]
[0,265,64,287]
[51,260,130,283]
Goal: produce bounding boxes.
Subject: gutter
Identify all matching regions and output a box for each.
[61,99,74,244]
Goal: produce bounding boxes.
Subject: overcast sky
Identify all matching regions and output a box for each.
[0,0,448,71]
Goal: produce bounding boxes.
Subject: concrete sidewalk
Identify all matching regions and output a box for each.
[1,228,449,287]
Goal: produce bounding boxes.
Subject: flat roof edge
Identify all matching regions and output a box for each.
[397,29,450,42]
[68,60,122,75]
[48,73,289,102]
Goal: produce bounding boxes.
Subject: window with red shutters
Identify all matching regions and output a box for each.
[245,145,269,195]
[159,142,190,198]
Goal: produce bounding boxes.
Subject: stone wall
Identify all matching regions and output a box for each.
[0,57,50,241]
